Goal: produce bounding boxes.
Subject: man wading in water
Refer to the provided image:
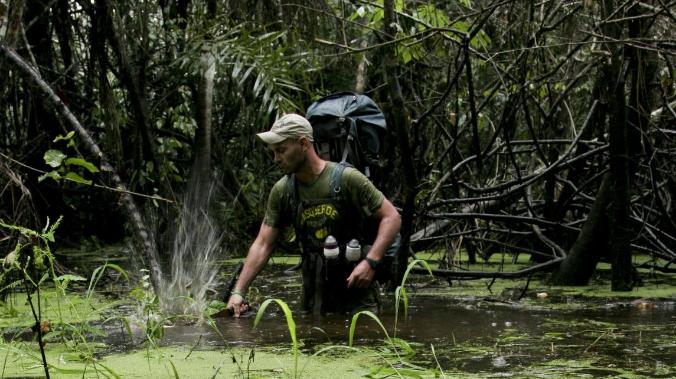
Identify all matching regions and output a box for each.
[226,114,401,316]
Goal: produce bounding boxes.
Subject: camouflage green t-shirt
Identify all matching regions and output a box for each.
[263,162,384,229]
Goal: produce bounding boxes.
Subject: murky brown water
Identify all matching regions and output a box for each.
[151,263,675,377]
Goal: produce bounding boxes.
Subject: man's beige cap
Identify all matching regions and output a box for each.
[256,113,314,144]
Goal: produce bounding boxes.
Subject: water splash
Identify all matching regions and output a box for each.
[158,179,223,318]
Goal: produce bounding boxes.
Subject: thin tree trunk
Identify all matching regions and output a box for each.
[53,0,77,110]
[3,0,24,48]
[602,0,632,291]
[383,0,416,287]
[100,0,163,190]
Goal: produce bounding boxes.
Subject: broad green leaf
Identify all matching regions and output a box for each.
[64,172,92,185]
[401,48,412,64]
[416,5,449,27]
[44,149,66,168]
[64,157,99,173]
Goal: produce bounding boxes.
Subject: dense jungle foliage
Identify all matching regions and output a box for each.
[1,0,675,291]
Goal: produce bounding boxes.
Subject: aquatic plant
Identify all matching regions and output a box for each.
[393,258,434,337]
[345,258,441,378]
[253,298,300,378]
[0,217,64,378]
[0,218,130,378]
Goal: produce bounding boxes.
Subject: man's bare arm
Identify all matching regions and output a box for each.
[347,198,401,288]
[227,223,279,316]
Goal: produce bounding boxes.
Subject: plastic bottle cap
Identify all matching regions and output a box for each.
[345,238,361,262]
[324,235,339,259]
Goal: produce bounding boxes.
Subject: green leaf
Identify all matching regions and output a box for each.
[416,5,449,27]
[470,30,492,49]
[55,274,87,289]
[64,157,99,173]
[38,171,62,182]
[373,9,384,24]
[64,172,92,185]
[53,131,75,142]
[401,48,412,64]
[452,20,470,34]
[44,149,67,168]
[168,360,180,379]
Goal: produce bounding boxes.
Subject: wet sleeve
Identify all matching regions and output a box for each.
[263,178,290,228]
[342,167,385,217]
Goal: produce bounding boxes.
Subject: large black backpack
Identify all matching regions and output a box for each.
[305,92,387,183]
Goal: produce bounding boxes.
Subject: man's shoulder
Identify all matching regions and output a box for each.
[270,175,293,199]
[273,175,289,186]
[340,164,372,186]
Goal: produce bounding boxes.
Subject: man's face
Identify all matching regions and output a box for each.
[269,138,306,174]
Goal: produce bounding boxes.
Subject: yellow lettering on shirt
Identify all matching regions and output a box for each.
[300,204,339,225]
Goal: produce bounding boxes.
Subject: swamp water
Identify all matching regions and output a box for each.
[1,255,675,378]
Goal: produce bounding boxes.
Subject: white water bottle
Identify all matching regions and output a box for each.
[323,235,339,260]
[345,238,361,262]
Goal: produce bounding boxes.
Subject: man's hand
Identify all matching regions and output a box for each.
[346,260,375,288]
[226,293,249,317]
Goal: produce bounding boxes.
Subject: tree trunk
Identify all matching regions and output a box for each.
[3,0,24,48]
[551,175,610,284]
[53,0,78,111]
[100,0,163,191]
[383,0,416,287]
[552,0,638,289]
[602,0,632,291]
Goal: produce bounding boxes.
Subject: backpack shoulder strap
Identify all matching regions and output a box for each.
[339,118,358,165]
[329,161,351,200]
[286,173,300,227]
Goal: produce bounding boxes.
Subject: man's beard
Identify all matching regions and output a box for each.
[279,156,304,174]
